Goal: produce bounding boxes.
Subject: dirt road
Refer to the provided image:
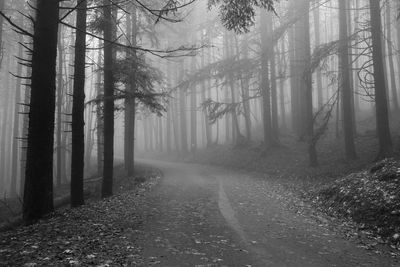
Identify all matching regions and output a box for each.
[135,159,399,266]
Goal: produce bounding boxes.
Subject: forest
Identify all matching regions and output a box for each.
[1,0,400,265]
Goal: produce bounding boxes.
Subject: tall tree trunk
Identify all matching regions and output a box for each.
[148,116,154,151]
[278,38,287,130]
[260,11,272,148]
[0,0,5,69]
[172,91,180,152]
[200,49,212,147]
[353,0,361,113]
[158,117,163,152]
[288,26,298,134]
[267,12,279,144]
[101,0,115,198]
[386,1,399,112]
[56,28,64,187]
[143,117,149,151]
[190,57,197,152]
[313,4,323,108]
[96,47,103,176]
[20,66,31,197]
[179,60,188,154]
[71,0,87,207]
[23,0,59,223]
[10,33,24,197]
[0,56,10,191]
[226,33,241,145]
[240,35,252,141]
[339,0,357,160]
[295,0,316,166]
[124,6,137,176]
[369,0,393,158]
[166,63,172,152]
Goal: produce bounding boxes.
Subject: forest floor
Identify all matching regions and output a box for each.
[0,163,140,229]
[2,159,399,266]
[0,163,162,266]
[2,132,400,265]
[144,130,400,257]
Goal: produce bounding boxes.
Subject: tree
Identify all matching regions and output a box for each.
[292,0,315,166]
[339,0,357,160]
[179,59,189,154]
[56,27,64,187]
[10,23,24,197]
[101,0,115,198]
[23,0,60,223]
[368,0,393,158]
[0,0,5,65]
[385,1,398,112]
[260,11,273,148]
[124,5,137,176]
[209,0,274,33]
[71,0,88,207]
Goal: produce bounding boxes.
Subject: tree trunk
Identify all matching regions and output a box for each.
[0,56,10,191]
[179,60,188,154]
[386,1,399,112]
[295,0,316,166]
[158,117,163,152]
[124,6,137,176]
[23,0,59,223]
[190,57,197,152]
[0,0,5,69]
[313,4,323,108]
[172,91,180,152]
[369,0,393,158]
[278,39,287,130]
[166,63,172,152]
[96,46,103,176]
[260,11,272,148]
[71,0,87,207]
[339,0,357,160]
[10,33,24,197]
[56,28,64,187]
[101,0,115,198]
[267,13,279,144]
[240,35,252,141]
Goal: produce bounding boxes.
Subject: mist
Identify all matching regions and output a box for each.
[1,0,400,265]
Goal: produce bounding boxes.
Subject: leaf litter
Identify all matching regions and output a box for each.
[0,170,161,266]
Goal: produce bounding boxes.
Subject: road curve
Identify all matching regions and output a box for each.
[134,159,399,266]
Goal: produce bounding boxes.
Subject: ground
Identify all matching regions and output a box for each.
[1,159,399,266]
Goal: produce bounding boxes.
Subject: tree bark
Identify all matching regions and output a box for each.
[124,6,137,176]
[190,56,197,152]
[23,0,59,223]
[71,0,87,207]
[260,11,272,148]
[179,60,188,154]
[385,1,398,112]
[0,0,5,70]
[339,0,357,160]
[369,0,393,158]
[95,46,103,176]
[240,35,252,141]
[10,32,24,197]
[56,28,64,187]
[267,13,279,143]
[313,4,323,108]
[101,0,115,198]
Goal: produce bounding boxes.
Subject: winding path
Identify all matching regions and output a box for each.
[135,159,399,266]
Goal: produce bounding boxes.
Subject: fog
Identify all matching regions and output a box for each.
[0,0,399,198]
[1,0,400,265]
